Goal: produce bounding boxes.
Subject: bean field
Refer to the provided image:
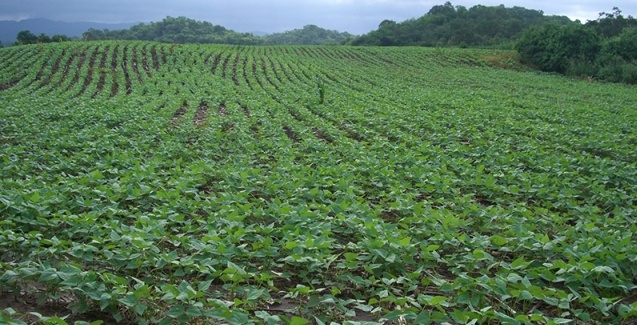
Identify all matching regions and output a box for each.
[1,42,636,324]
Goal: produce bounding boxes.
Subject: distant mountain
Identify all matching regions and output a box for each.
[0,18,135,46]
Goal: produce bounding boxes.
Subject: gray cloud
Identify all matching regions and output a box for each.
[0,0,635,34]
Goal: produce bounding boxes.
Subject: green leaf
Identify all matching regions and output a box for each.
[198,279,213,291]
[117,295,138,307]
[399,237,412,246]
[166,305,185,318]
[289,316,310,325]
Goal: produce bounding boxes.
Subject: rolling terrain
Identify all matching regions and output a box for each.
[1,42,636,324]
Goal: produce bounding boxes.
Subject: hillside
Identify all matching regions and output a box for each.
[1,42,636,324]
[351,2,573,47]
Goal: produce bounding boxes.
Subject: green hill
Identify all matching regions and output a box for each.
[351,2,573,47]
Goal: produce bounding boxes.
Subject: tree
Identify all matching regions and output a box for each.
[516,24,600,73]
[16,30,38,45]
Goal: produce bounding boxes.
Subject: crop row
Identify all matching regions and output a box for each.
[1,41,636,324]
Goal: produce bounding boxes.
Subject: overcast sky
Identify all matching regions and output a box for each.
[0,0,635,34]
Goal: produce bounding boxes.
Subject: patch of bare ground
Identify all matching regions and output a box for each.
[150,46,160,70]
[221,54,232,79]
[481,52,528,70]
[218,103,228,116]
[78,47,100,96]
[141,46,151,77]
[0,79,22,91]
[63,49,88,94]
[232,54,240,86]
[193,101,209,126]
[55,48,80,88]
[39,49,66,89]
[0,291,134,324]
[92,46,110,98]
[242,56,253,90]
[210,52,223,74]
[339,124,364,142]
[109,45,120,98]
[283,126,300,143]
[160,47,167,64]
[131,47,143,83]
[121,46,133,94]
[241,104,251,118]
[170,101,188,124]
[312,128,333,143]
[289,109,303,121]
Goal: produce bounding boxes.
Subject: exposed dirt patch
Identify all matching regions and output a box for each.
[150,46,160,71]
[131,47,143,84]
[193,101,209,126]
[221,53,232,79]
[211,52,223,74]
[260,58,280,91]
[170,101,188,124]
[267,57,283,83]
[39,49,66,89]
[312,128,333,143]
[55,48,81,88]
[0,291,134,324]
[109,45,120,98]
[288,109,303,121]
[141,46,151,77]
[339,124,364,142]
[283,126,300,143]
[92,45,110,98]
[121,46,133,94]
[0,79,22,91]
[160,47,167,65]
[218,103,228,116]
[78,46,100,96]
[63,48,87,93]
[241,104,251,118]
[231,53,240,86]
[242,56,253,90]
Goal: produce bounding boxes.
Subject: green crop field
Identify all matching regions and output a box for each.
[0,41,636,325]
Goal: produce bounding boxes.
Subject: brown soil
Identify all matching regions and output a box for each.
[221,54,231,79]
[210,52,223,74]
[92,46,110,98]
[150,46,160,71]
[77,46,100,96]
[218,104,228,116]
[241,104,251,118]
[0,291,133,324]
[283,126,300,143]
[193,102,209,126]
[141,46,151,77]
[109,45,120,98]
[231,53,240,86]
[312,128,333,143]
[131,47,143,84]
[242,56,253,90]
[121,46,133,94]
[170,101,188,123]
[0,79,21,91]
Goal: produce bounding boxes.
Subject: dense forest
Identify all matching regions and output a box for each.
[264,25,353,45]
[80,16,352,45]
[351,2,573,47]
[516,8,637,83]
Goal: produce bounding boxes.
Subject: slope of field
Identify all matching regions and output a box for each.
[0,42,636,324]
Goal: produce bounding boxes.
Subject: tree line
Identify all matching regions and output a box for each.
[349,2,573,48]
[516,7,637,84]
